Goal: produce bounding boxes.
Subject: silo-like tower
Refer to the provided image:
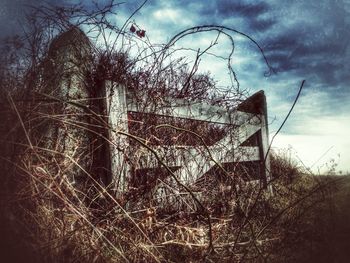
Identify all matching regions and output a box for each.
[38,27,111,192]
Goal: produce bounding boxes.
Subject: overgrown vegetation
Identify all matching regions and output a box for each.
[0,1,342,262]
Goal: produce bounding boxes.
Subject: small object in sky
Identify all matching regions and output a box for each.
[130,25,136,33]
[136,30,146,38]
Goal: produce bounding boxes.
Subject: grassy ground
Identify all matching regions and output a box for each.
[291,175,350,263]
[1,148,349,263]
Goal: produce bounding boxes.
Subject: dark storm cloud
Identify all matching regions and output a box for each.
[264,26,350,88]
[238,0,348,95]
[193,0,275,32]
[201,0,350,96]
[2,0,349,94]
[215,1,269,17]
[164,0,350,103]
[0,0,65,38]
[249,18,276,31]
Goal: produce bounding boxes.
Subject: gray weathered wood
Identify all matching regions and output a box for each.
[108,84,271,192]
[137,146,260,169]
[127,94,255,125]
[105,82,129,192]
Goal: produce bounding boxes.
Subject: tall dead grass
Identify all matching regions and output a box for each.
[0,105,337,262]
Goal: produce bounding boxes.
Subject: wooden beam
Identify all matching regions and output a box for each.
[136,145,259,167]
[106,82,129,192]
[126,95,256,125]
[213,116,262,147]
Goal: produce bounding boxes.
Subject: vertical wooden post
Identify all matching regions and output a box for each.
[260,112,271,185]
[259,92,272,193]
[237,90,271,190]
[105,81,129,193]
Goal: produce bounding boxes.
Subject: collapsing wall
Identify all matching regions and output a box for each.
[34,28,270,202]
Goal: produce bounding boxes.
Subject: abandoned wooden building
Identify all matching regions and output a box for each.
[33,27,271,204]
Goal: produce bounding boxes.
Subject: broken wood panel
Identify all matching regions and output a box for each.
[127,96,255,125]
[136,146,260,169]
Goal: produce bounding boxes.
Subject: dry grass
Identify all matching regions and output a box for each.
[0,113,338,263]
[0,59,338,262]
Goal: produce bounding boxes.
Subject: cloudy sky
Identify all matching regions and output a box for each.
[1,0,350,174]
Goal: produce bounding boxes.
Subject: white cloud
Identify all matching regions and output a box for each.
[273,132,350,174]
[153,9,179,22]
[152,8,193,27]
[269,88,350,174]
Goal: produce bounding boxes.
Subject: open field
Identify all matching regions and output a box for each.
[285,175,350,263]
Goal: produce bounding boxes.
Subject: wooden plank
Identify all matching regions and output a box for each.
[213,116,262,147]
[171,115,262,182]
[138,146,260,168]
[134,115,263,184]
[175,144,261,183]
[106,82,129,192]
[136,143,260,182]
[126,95,255,125]
[259,100,271,190]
